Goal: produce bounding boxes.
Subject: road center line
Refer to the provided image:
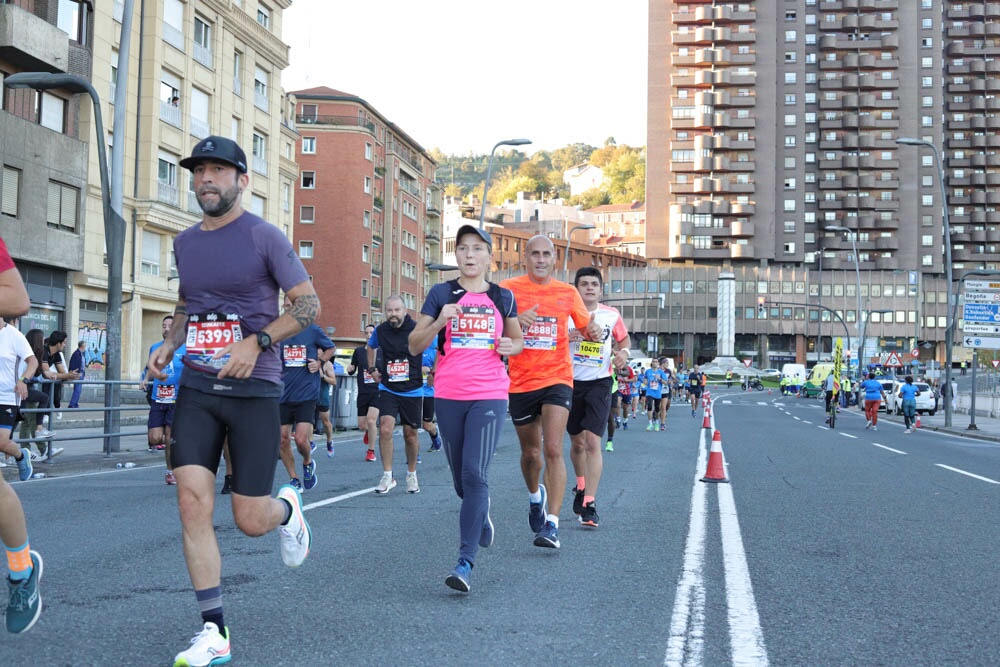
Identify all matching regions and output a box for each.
[802,420,812,425]
[792,416,801,421]
[718,483,770,667]
[934,464,1000,484]
[303,486,378,511]
[664,429,709,666]
[839,432,858,439]
[871,443,907,455]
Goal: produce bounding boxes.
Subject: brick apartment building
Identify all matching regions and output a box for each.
[289,87,442,347]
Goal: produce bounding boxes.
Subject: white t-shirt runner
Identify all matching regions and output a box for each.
[0,324,34,406]
[570,303,628,382]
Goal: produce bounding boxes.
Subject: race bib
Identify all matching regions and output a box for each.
[283,345,308,368]
[155,384,177,403]
[524,316,558,351]
[649,379,661,390]
[449,305,496,350]
[185,313,243,370]
[573,340,604,367]
[387,359,410,383]
[362,369,377,384]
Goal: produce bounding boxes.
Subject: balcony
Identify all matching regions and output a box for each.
[424,226,440,244]
[159,100,182,128]
[252,155,267,175]
[0,3,70,73]
[114,1,125,21]
[190,117,210,140]
[254,90,269,113]
[193,43,213,69]
[295,114,375,134]
[157,181,178,206]
[187,191,201,214]
[373,196,384,210]
[163,22,184,51]
[388,141,424,175]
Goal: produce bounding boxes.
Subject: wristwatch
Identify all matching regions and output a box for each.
[367,366,378,375]
[255,331,272,350]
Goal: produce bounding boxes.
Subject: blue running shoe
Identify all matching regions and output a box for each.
[428,434,442,452]
[479,497,494,548]
[445,558,472,593]
[326,442,334,458]
[289,477,302,491]
[5,550,42,634]
[533,521,560,549]
[302,460,317,491]
[529,484,547,533]
[309,440,317,455]
[16,448,32,482]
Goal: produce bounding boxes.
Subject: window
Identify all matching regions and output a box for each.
[785,30,797,42]
[784,200,796,212]
[110,50,119,100]
[233,51,243,96]
[783,242,795,254]
[365,143,373,160]
[300,206,315,223]
[57,0,84,42]
[157,153,177,187]
[190,88,210,138]
[253,66,269,112]
[193,17,212,67]
[250,194,265,216]
[231,116,240,141]
[295,241,313,259]
[141,230,161,276]
[252,132,267,175]
[302,137,316,154]
[784,114,796,126]
[46,181,78,231]
[2,166,20,217]
[364,176,372,194]
[39,93,66,133]
[281,182,290,212]
[785,72,797,84]
[921,57,933,69]
[163,0,184,50]
[362,245,370,263]
[301,171,315,189]
[257,4,271,29]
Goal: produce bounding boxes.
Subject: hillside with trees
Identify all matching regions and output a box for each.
[431,139,645,207]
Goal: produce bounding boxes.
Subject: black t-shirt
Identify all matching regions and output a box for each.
[352,344,381,395]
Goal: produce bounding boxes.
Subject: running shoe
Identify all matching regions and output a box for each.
[417,454,422,465]
[289,477,302,491]
[29,451,42,463]
[572,486,585,515]
[605,441,614,452]
[154,443,166,450]
[428,434,442,452]
[659,424,666,432]
[645,422,655,432]
[529,484,547,533]
[221,475,233,495]
[871,426,877,431]
[622,421,628,430]
[365,449,376,462]
[904,428,912,434]
[480,497,494,548]
[165,471,177,485]
[303,460,317,491]
[16,448,32,482]
[277,484,311,567]
[375,472,396,494]
[533,521,560,549]
[45,447,64,459]
[309,441,316,455]
[691,409,696,417]
[445,558,472,593]
[36,429,55,438]
[5,550,42,634]
[326,442,334,458]
[172,622,231,667]
[580,501,599,528]
[405,471,420,494]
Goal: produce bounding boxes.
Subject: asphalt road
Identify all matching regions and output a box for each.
[1,389,996,666]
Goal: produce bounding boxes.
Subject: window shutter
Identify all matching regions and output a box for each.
[1,167,18,217]
[60,185,77,230]
[47,181,61,225]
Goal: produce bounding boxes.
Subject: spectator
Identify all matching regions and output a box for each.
[41,331,79,420]
[18,329,56,453]
[67,341,86,409]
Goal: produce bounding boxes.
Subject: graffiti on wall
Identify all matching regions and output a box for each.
[77,320,107,371]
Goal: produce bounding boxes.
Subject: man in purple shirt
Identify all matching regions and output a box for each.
[147,136,319,666]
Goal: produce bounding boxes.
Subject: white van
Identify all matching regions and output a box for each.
[781,363,806,392]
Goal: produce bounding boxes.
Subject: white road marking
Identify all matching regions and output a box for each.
[839,433,858,439]
[718,483,770,667]
[756,402,768,406]
[934,464,1000,485]
[802,420,812,425]
[303,486,379,511]
[665,429,709,666]
[722,400,733,404]
[871,443,907,455]
[793,416,801,421]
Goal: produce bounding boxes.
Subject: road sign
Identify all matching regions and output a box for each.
[963,323,1000,335]
[962,302,1000,322]
[963,335,1000,349]
[911,348,920,358]
[743,359,752,368]
[883,351,903,367]
[964,280,1000,291]
[993,360,1000,369]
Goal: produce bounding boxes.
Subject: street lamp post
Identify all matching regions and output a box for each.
[816,248,824,364]
[478,138,532,230]
[897,137,954,426]
[563,223,596,279]
[826,225,864,375]
[6,72,127,453]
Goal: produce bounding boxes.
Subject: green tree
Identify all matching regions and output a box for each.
[569,188,611,210]
[551,143,597,172]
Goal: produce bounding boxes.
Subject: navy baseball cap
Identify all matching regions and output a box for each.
[456,224,493,250]
[180,136,248,173]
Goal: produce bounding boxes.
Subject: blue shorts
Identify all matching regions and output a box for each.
[148,402,176,429]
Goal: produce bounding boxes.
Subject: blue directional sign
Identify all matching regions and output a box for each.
[962,302,1000,323]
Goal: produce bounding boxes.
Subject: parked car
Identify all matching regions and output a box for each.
[885,380,937,416]
[761,368,781,378]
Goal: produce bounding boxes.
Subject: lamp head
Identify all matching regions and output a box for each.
[895,137,926,147]
[500,138,532,147]
[4,72,90,94]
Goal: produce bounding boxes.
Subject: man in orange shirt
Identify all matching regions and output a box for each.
[501,235,601,549]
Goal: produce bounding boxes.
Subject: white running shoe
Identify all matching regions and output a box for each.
[36,429,55,438]
[277,484,311,567]
[46,447,64,459]
[375,472,396,494]
[406,471,420,494]
[173,622,231,667]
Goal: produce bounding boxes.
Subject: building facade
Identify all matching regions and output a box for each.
[289,87,441,348]
[646,0,991,367]
[587,201,646,256]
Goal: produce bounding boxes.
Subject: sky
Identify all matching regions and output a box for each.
[281,0,648,156]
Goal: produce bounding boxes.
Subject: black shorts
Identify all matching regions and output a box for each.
[171,387,280,497]
[422,395,435,423]
[509,383,574,426]
[688,387,702,398]
[357,390,378,418]
[148,402,176,429]
[280,400,316,426]
[646,396,662,413]
[567,377,613,437]
[0,405,16,430]
[375,391,422,429]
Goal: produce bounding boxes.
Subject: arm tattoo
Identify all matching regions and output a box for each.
[173,303,187,318]
[289,293,320,331]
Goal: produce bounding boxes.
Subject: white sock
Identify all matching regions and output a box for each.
[546,514,559,528]
[529,489,542,504]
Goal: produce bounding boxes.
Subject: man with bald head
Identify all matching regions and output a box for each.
[366,296,424,494]
[500,235,601,549]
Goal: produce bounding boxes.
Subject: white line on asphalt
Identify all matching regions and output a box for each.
[757,402,768,406]
[664,429,709,666]
[303,486,379,511]
[722,400,732,404]
[934,464,1000,484]
[871,443,907,455]
[818,426,829,431]
[718,483,770,667]
[803,420,812,425]
[793,416,801,421]
[839,433,858,439]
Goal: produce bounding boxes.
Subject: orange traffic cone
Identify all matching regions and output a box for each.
[702,411,711,429]
[915,415,922,429]
[701,430,730,483]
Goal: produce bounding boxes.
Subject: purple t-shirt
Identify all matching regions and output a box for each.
[173,211,308,386]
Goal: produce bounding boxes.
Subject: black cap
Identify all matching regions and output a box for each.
[456,224,493,249]
[180,136,248,173]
